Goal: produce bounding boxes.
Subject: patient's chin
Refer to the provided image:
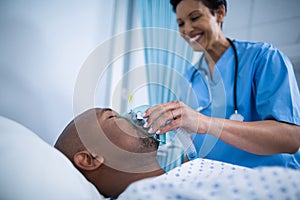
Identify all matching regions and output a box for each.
[138,137,159,153]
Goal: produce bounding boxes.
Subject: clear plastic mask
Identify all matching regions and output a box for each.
[122,105,165,144]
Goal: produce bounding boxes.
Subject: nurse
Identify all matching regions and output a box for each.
[143,0,300,168]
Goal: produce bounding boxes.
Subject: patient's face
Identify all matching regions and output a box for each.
[97,108,159,153]
[73,108,160,173]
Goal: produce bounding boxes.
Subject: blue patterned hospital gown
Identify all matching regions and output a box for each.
[118,158,300,199]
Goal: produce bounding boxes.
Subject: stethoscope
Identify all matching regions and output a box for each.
[187,38,244,121]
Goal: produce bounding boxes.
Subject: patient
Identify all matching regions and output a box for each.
[55,108,165,198]
[55,108,300,199]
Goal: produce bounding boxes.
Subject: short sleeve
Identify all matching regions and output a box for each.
[253,44,300,125]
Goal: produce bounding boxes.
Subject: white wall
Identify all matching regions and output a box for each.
[0,0,114,144]
[224,0,300,86]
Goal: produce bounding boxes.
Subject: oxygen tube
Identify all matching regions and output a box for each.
[173,128,197,160]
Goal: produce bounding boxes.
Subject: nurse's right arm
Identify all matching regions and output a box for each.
[143,101,300,155]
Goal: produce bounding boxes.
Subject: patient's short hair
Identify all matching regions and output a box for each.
[54,118,85,163]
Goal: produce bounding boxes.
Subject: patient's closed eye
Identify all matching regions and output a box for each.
[102,109,119,120]
[108,115,117,119]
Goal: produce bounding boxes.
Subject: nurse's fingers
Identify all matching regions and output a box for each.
[143,101,179,118]
[154,109,183,134]
[143,101,180,128]
[147,110,177,134]
[156,118,181,134]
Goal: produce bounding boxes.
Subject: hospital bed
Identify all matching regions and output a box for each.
[1,116,299,200]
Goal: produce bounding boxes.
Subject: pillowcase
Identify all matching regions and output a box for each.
[0,116,105,200]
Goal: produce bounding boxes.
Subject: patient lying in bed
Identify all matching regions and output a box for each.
[1,108,300,199]
[54,108,300,199]
[55,108,165,198]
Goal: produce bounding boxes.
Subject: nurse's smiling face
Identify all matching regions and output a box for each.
[176,0,224,52]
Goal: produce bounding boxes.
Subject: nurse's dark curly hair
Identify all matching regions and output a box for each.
[170,0,227,15]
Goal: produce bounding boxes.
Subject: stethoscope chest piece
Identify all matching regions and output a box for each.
[229,110,244,121]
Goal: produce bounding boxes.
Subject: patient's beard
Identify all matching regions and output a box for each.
[138,137,159,153]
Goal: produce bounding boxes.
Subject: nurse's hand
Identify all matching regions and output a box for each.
[143,101,209,134]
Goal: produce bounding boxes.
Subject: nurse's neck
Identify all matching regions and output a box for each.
[205,37,230,79]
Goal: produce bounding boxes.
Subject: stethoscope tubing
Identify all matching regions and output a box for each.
[188,38,239,114]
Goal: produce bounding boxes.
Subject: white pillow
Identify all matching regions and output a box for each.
[0,116,105,200]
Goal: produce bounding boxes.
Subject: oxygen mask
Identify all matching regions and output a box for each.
[122,105,165,144]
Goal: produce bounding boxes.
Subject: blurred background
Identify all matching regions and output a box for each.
[0,0,299,145]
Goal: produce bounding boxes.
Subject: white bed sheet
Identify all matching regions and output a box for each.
[0,116,105,200]
[119,158,300,200]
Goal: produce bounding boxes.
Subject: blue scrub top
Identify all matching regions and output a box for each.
[182,40,300,169]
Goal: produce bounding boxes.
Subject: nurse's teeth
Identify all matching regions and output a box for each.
[190,35,200,42]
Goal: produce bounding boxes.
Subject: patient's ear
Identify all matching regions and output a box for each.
[74,150,104,171]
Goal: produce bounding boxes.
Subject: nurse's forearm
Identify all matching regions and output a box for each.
[202,118,300,155]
